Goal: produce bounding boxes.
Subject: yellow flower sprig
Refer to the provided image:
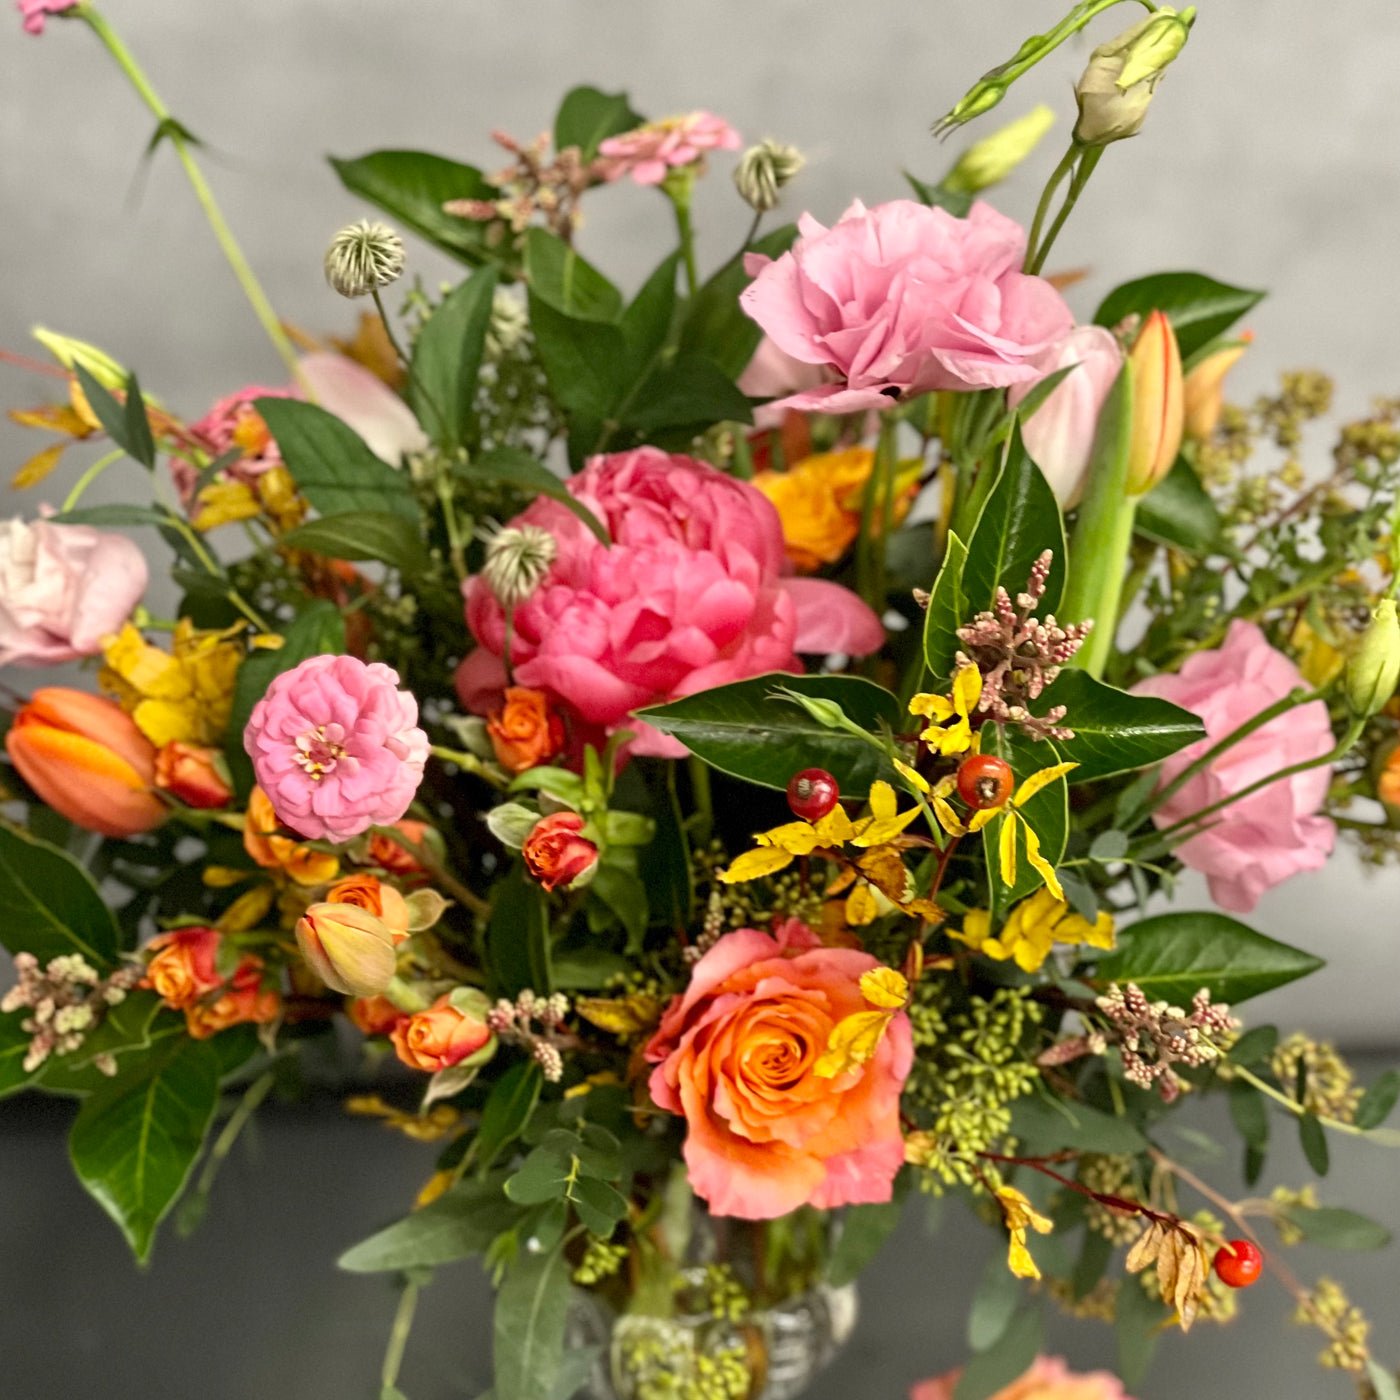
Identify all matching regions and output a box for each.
[815,967,909,1079]
[996,1185,1054,1279]
[952,888,1115,974]
[909,665,982,760]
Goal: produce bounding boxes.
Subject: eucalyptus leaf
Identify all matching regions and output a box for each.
[1356,1070,1400,1131]
[1010,1093,1148,1156]
[1116,1273,1171,1389]
[827,1197,903,1288]
[1228,1081,1269,1152]
[338,1174,521,1272]
[1299,1112,1330,1176]
[1283,1205,1391,1251]
[954,1308,1042,1400]
[966,1251,1022,1352]
[493,1233,573,1400]
[475,1062,544,1173]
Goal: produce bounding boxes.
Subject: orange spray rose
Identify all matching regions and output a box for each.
[487,687,565,774]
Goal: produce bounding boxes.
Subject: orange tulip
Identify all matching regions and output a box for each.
[295,901,398,997]
[1126,309,1184,495]
[1182,336,1249,442]
[6,688,165,837]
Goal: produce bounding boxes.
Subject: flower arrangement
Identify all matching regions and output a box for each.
[4,4,1400,1399]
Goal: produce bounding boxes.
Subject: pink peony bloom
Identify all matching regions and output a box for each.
[1008,325,1123,508]
[1133,620,1336,913]
[913,1356,1131,1400]
[244,654,429,843]
[0,516,148,666]
[645,921,913,1219]
[597,112,741,186]
[456,448,884,757]
[17,0,77,35]
[740,199,1074,415]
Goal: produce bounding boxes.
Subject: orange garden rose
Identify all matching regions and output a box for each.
[487,686,565,774]
[644,920,912,1219]
[154,741,233,809]
[390,994,493,1072]
[243,786,340,886]
[141,925,279,1041]
[326,873,411,939]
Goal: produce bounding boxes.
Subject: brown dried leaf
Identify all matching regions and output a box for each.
[575,994,663,1039]
[1125,1219,1164,1274]
[1156,1229,1183,1311]
[856,845,909,902]
[11,442,66,489]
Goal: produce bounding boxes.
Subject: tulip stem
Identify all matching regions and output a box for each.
[60,449,125,514]
[77,6,302,381]
[380,1278,421,1394]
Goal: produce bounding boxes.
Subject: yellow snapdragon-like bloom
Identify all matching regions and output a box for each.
[910,666,982,757]
[996,1185,1054,1279]
[100,619,245,747]
[952,887,1115,974]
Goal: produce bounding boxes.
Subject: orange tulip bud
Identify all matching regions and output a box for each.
[326,872,411,940]
[154,741,233,809]
[5,687,165,837]
[1126,310,1185,495]
[487,687,565,774]
[295,901,398,996]
[1182,337,1249,442]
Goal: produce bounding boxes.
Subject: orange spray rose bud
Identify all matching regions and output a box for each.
[154,741,233,809]
[185,976,280,1040]
[1182,336,1250,442]
[6,687,165,837]
[522,811,599,893]
[487,687,565,774]
[243,786,340,886]
[326,872,411,940]
[295,901,398,996]
[141,926,225,1009]
[366,819,434,878]
[390,991,494,1073]
[347,994,409,1037]
[1125,310,1185,495]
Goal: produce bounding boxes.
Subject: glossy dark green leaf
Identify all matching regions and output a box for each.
[409,265,500,451]
[1093,272,1266,360]
[1032,670,1204,783]
[572,1175,628,1237]
[553,85,643,162]
[954,1308,1042,1400]
[68,1034,221,1262]
[1116,1273,1171,1389]
[1094,911,1325,1007]
[0,823,121,968]
[639,673,901,793]
[1299,1112,1330,1176]
[329,150,499,264]
[966,1251,1022,1352]
[1009,1093,1148,1156]
[827,1197,903,1288]
[625,351,753,436]
[617,252,680,389]
[1356,1070,1400,1130]
[922,530,969,679]
[475,1062,544,1173]
[589,862,649,955]
[487,866,552,997]
[338,1174,521,1271]
[458,447,608,543]
[1284,1205,1391,1250]
[525,228,622,321]
[255,398,418,521]
[38,994,172,1098]
[277,511,423,571]
[493,1230,572,1400]
[982,728,1068,911]
[1135,455,1226,553]
[527,294,629,421]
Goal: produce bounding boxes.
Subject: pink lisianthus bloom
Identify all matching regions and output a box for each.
[644,920,913,1219]
[913,1356,1131,1400]
[456,448,884,757]
[0,515,148,666]
[737,336,838,431]
[597,112,741,186]
[244,654,429,843]
[1133,620,1336,913]
[17,0,77,35]
[1008,325,1123,508]
[740,199,1074,415]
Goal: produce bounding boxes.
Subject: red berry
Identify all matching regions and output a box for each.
[1213,1240,1263,1288]
[955,754,1015,810]
[787,768,840,822]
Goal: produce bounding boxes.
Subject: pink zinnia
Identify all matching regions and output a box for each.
[597,112,741,186]
[244,654,429,843]
[17,0,77,35]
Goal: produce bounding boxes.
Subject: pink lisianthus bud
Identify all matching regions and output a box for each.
[295,901,399,997]
[244,654,429,843]
[1008,326,1124,508]
[17,0,77,35]
[739,199,1074,414]
[522,812,599,893]
[1125,310,1185,495]
[1133,620,1336,913]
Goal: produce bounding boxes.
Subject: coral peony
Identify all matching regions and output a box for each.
[597,112,741,186]
[17,0,76,35]
[457,448,883,756]
[1134,620,1335,913]
[645,921,912,1219]
[740,199,1073,414]
[912,1355,1130,1400]
[0,516,148,666]
[244,654,429,843]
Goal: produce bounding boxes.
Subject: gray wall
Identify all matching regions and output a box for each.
[3,0,1400,1042]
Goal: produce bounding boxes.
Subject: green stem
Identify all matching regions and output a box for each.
[670,186,699,299]
[429,744,508,791]
[1232,1066,1400,1146]
[60,448,124,513]
[191,1069,275,1205]
[1026,146,1102,277]
[1024,145,1078,272]
[380,1279,421,1394]
[688,754,714,844]
[80,7,302,380]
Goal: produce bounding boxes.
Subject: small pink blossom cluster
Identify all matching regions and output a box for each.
[487,989,572,1082]
[444,129,597,240]
[913,1355,1131,1400]
[597,112,741,186]
[2,952,141,1074]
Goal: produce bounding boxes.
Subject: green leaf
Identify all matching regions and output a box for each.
[493,1230,573,1400]
[827,1197,903,1288]
[982,728,1068,910]
[551,949,631,990]
[1071,1228,1114,1300]
[48,504,174,529]
[1032,670,1204,783]
[903,171,975,217]
[254,398,418,521]
[38,993,170,1097]
[961,429,1066,616]
[528,295,629,422]
[572,1175,628,1237]
[553,85,643,162]
[0,1012,38,1099]
[68,1034,221,1262]
[505,1135,579,1206]
[525,228,622,321]
[1228,1025,1279,1067]
[1093,272,1265,361]
[1228,1081,1269,1152]
[277,511,423,572]
[338,1174,521,1272]
[1299,1112,1330,1176]
[475,1062,544,1173]
[1135,455,1226,554]
[459,447,608,543]
[1356,1070,1400,1131]
[1093,911,1325,1007]
[922,531,970,680]
[1009,1093,1148,1156]
[954,1308,1042,1400]
[0,823,121,968]
[966,1251,1022,1352]
[487,866,553,998]
[1368,1360,1400,1400]
[617,253,680,389]
[1089,830,1129,862]
[625,351,752,437]
[411,266,500,451]
[1284,1205,1391,1250]
[590,862,649,954]
[329,150,500,265]
[122,371,156,469]
[1115,1274,1171,1389]
[639,673,901,793]
[72,365,154,469]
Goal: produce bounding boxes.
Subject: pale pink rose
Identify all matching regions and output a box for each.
[740,199,1074,415]
[912,1355,1131,1400]
[0,516,148,666]
[458,448,883,757]
[244,654,429,843]
[17,0,77,35]
[645,920,912,1219]
[1133,620,1336,913]
[597,112,741,186]
[1008,325,1123,508]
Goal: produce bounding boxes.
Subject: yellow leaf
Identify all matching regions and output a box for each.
[859,966,909,1010]
[908,692,954,721]
[756,819,823,854]
[575,995,663,1038]
[824,865,857,897]
[932,794,966,837]
[968,805,1000,832]
[814,1008,892,1077]
[719,846,795,883]
[1022,821,1064,902]
[952,665,983,716]
[1012,761,1078,808]
[892,758,931,794]
[812,805,857,845]
[415,1170,455,1209]
[8,403,93,436]
[1007,1234,1042,1280]
[11,442,65,489]
[998,811,1018,886]
[845,883,880,925]
[851,806,920,848]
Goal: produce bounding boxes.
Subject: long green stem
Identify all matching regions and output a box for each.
[191,1069,275,1204]
[380,1279,421,1395]
[60,448,124,513]
[1231,1067,1400,1146]
[669,184,699,298]
[79,7,302,380]
[1024,145,1078,271]
[1027,146,1102,276]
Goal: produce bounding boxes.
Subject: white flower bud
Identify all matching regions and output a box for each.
[324,219,407,299]
[482,523,558,607]
[1073,7,1194,147]
[733,140,805,213]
